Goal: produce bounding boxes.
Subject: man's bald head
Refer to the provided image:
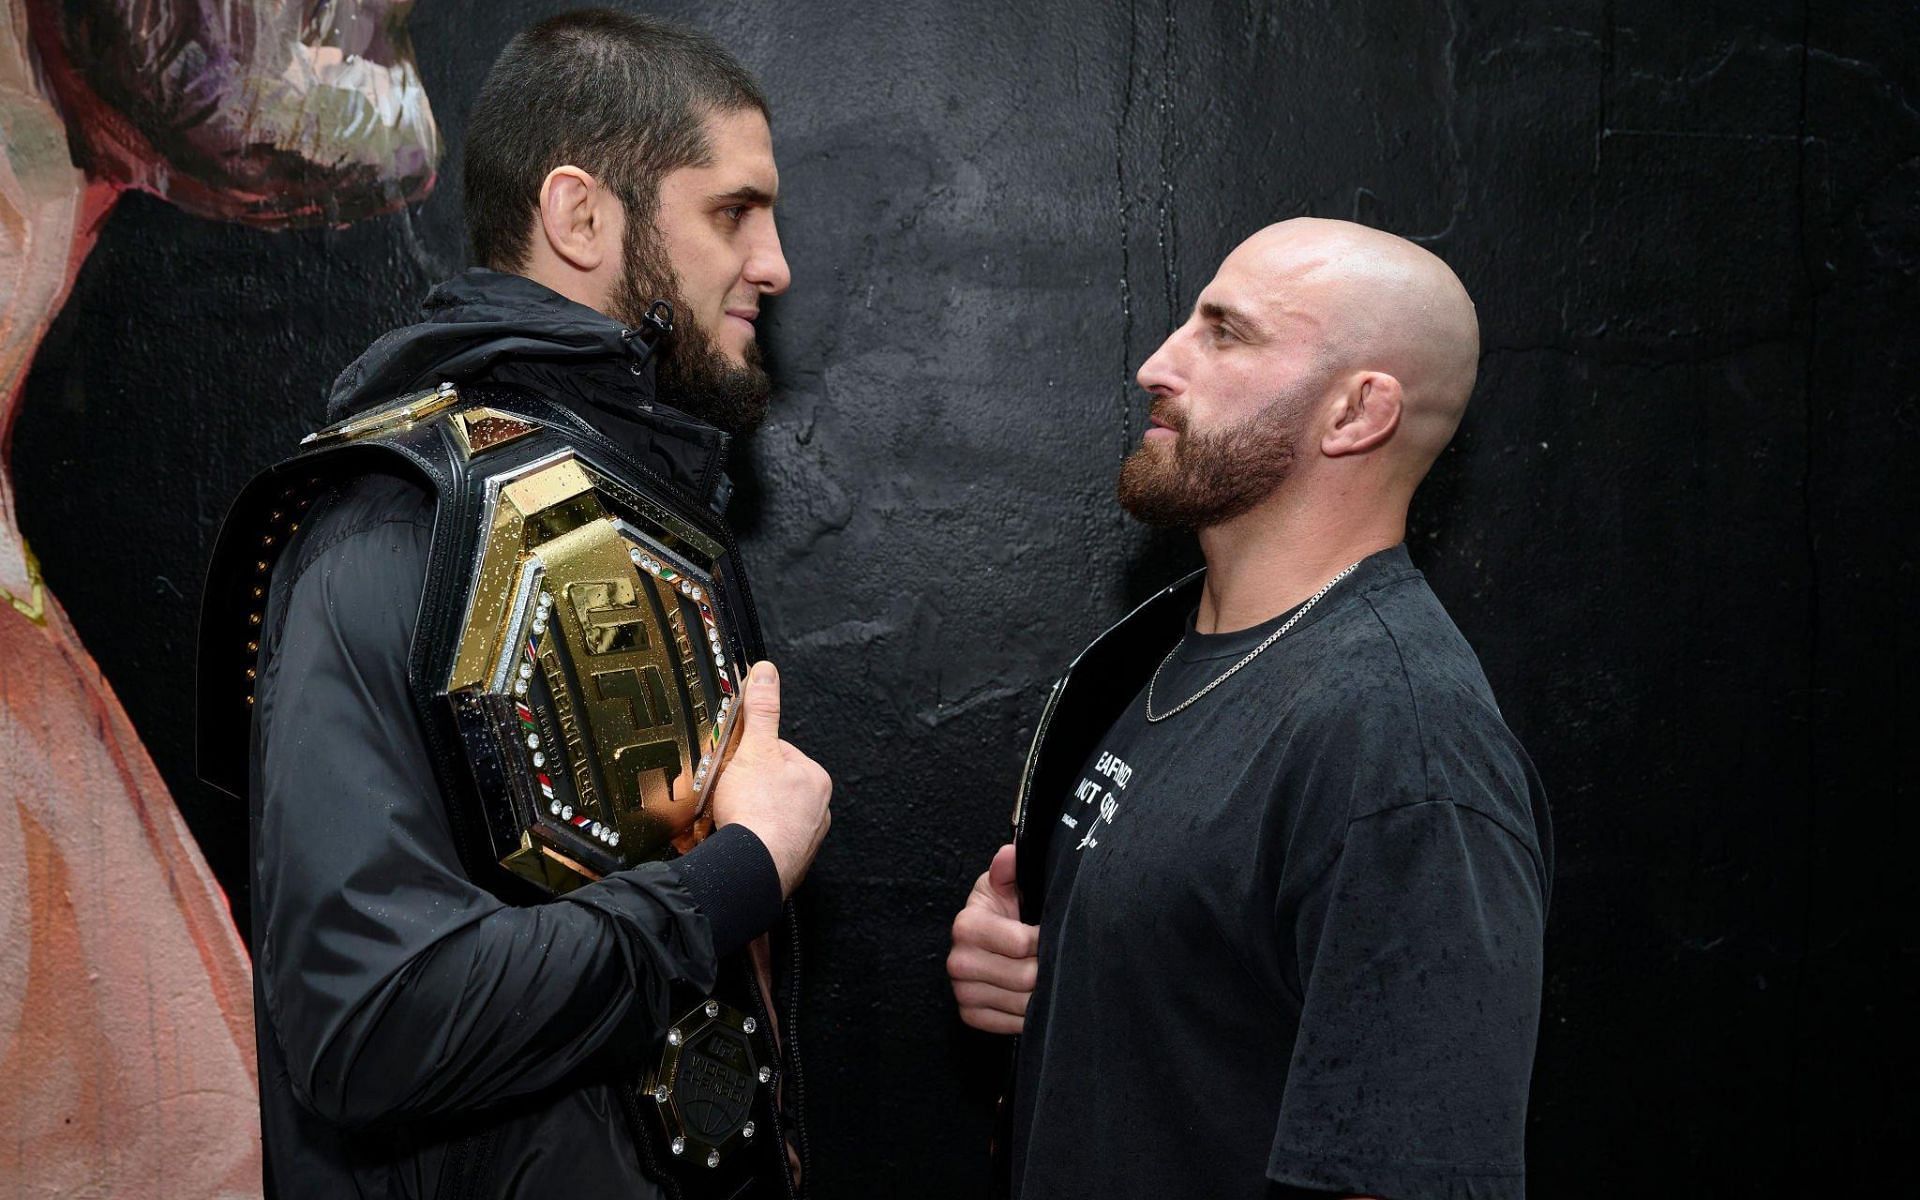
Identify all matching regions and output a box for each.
[1121,218,1481,531]
[1232,218,1480,477]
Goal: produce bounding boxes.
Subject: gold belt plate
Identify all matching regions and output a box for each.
[445,451,746,892]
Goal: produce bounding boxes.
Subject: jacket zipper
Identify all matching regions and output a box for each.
[744,952,798,1200]
[783,904,811,1192]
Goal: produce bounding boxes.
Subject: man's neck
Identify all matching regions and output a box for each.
[1193,485,1406,635]
[518,258,617,322]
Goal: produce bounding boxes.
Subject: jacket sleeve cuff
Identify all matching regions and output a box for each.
[669,824,783,959]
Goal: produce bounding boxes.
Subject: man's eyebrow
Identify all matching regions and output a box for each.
[710,185,777,207]
[1198,300,1265,338]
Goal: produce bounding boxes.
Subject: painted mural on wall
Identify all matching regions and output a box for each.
[0,0,437,1192]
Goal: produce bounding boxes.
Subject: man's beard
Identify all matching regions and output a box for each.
[610,222,771,436]
[1115,388,1314,529]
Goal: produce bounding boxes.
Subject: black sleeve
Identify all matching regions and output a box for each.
[251,486,782,1128]
[1266,800,1546,1200]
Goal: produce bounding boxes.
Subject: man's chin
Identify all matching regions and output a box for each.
[1115,454,1181,527]
[659,360,771,436]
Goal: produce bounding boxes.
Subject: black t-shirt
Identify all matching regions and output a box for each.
[1011,547,1551,1200]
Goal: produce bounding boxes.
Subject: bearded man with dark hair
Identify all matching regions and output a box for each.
[458,7,778,435]
[199,10,830,1198]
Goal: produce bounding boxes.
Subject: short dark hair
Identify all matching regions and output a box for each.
[464,9,769,270]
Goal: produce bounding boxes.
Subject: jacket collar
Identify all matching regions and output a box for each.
[326,269,732,507]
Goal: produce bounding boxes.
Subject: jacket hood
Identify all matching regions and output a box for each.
[326,268,735,510]
[326,268,661,421]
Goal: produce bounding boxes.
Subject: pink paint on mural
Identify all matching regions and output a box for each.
[1,1,438,1193]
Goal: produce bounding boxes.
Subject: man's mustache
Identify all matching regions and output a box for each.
[1147,398,1187,435]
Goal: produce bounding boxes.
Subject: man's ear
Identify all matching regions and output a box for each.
[1321,372,1403,457]
[537,166,610,272]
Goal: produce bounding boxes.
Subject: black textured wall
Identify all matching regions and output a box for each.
[15,1,1914,1193]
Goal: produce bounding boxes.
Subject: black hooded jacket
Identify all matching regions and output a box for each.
[248,270,786,1198]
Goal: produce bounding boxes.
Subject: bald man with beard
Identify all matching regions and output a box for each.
[948,219,1552,1200]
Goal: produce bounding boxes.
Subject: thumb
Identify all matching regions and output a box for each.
[986,842,1019,901]
[736,660,782,745]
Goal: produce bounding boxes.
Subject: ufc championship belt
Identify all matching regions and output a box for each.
[199,376,798,1196]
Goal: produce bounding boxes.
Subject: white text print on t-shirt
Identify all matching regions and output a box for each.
[1060,750,1133,851]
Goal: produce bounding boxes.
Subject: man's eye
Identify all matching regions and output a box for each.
[722,205,747,222]
[1210,324,1234,343]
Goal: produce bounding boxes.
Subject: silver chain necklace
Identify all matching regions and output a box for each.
[1143,559,1364,722]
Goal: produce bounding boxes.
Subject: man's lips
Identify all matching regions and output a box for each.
[723,310,759,343]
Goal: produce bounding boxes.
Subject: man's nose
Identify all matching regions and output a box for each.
[748,215,791,296]
[1135,331,1184,395]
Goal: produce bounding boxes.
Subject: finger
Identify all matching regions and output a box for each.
[987,843,1018,892]
[970,857,1023,920]
[737,660,781,745]
[967,868,996,902]
[958,1006,1025,1036]
[946,945,1040,993]
[952,979,1032,1017]
[953,907,1040,960]
[953,906,1040,960]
